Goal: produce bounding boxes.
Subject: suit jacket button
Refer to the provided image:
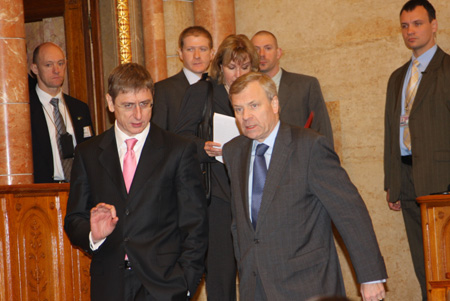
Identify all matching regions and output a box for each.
[125,209,130,215]
[253,271,257,276]
[254,239,259,244]
[124,237,129,242]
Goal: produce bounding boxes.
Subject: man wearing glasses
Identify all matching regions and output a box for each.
[65,63,208,301]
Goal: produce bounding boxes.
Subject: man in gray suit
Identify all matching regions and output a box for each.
[384,1,450,299]
[251,31,333,146]
[152,26,214,131]
[223,72,387,301]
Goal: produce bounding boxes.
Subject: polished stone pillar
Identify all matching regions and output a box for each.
[193,0,236,49]
[0,0,34,184]
[142,0,168,82]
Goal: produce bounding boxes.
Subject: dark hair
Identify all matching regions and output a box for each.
[401,0,436,21]
[252,30,279,48]
[107,63,154,102]
[210,34,259,84]
[178,26,213,49]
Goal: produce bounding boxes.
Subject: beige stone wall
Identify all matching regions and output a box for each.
[235,0,450,300]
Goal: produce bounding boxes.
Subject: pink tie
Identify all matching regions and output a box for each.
[123,138,138,193]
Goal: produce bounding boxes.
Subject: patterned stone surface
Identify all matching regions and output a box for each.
[235,0,450,300]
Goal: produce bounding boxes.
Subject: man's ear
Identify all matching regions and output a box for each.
[276,47,283,60]
[271,96,280,113]
[106,93,115,113]
[177,48,183,61]
[31,64,39,77]
[431,19,438,34]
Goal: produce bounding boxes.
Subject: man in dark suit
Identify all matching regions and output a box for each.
[384,1,450,299]
[152,26,214,131]
[223,72,387,301]
[29,42,94,183]
[64,63,208,300]
[251,31,334,146]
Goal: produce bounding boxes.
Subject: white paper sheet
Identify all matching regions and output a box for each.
[213,113,241,163]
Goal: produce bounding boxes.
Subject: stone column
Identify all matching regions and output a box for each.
[0,0,34,184]
[141,0,168,82]
[193,0,236,50]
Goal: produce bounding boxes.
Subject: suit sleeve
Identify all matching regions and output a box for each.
[308,77,334,148]
[384,75,395,192]
[308,136,387,283]
[174,81,216,163]
[222,145,241,262]
[175,140,208,295]
[64,146,94,253]
[152,82,169,130]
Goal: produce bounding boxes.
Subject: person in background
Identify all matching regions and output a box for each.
[152,26,214,131]
[29,42,94,183]
[384,1,450,299]
[175,34,259,300]
[251,31,333,146]
[64,63,208,301]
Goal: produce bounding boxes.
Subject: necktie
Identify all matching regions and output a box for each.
[123,138,138,193]
[403,59,420,151]
[252,143,269,229]
[50,98,73,182]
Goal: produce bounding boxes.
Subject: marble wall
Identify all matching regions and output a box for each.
[234,0,450,300]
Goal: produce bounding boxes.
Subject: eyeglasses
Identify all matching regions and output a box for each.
[116,101,153,111]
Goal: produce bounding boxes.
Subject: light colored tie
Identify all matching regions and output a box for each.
[403,59,420,151]
[123,138,138,193]
[252,143,269,229]
[50,98,73,182]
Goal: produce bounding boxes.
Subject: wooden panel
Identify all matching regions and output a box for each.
[24,0,64,23]
[0,184,91,301]
[418,194,450,300]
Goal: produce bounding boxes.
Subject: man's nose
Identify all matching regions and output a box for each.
[259,48,265,57]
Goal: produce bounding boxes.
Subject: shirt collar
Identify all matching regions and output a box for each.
[272,68,283,91]
[114,120,150,149]
[252,121,280,153]
[412,44,437,72]
[183,68,202,85]
[36,84,63,105]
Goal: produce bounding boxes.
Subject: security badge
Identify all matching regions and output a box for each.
[400,115,409,128]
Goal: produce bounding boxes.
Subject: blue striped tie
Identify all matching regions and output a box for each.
[252,143,269,229]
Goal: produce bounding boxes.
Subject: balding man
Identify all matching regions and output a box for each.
[251,31,333,146]
[29,42,94,183]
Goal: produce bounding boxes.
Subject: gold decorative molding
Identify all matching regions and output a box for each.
[116,0,132,63]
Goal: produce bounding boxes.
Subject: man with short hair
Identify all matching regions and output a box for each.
[223,72,387,301]
[152,26,214,131]
[64,63,208,300]
[251,31,333,146]
[29,42,94,183]
[384,1,450,299]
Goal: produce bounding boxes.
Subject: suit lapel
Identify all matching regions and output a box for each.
[393,63,409,125]
[410,47,443,116]
[278,69,291,114]
[237,139,253,230]
[98,127,127,197]
[256,123,294,230]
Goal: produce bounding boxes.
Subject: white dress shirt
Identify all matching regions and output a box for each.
[36,85,76,181]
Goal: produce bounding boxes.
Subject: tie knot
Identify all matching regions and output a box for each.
[413,59,420,68]
[255,143,269,156]
[50,98,59,107]
[125,138,138,151]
